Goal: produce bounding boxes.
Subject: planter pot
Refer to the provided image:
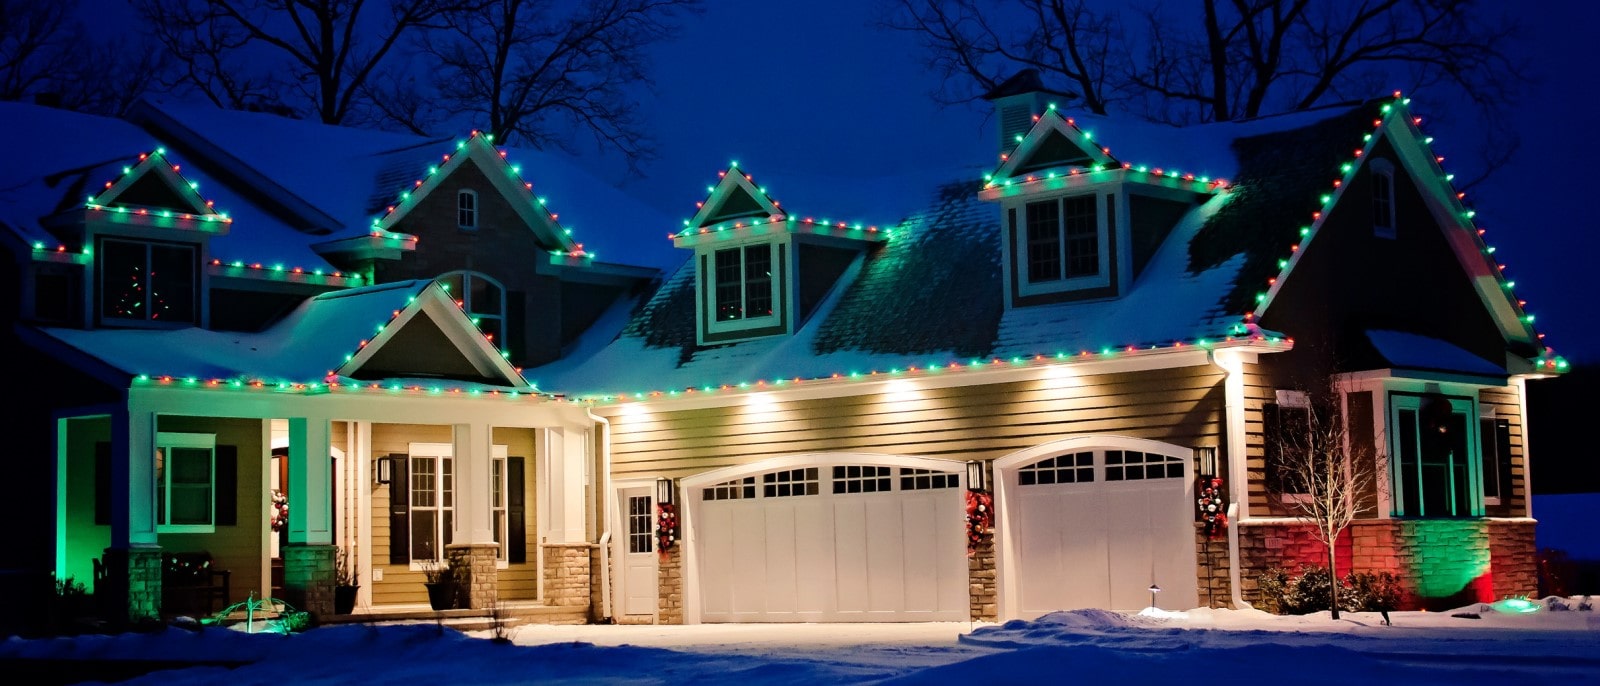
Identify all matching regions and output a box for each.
[334,585,358,615]
[425,582,457,611]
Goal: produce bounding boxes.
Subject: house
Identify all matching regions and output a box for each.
[0,71,1565,628]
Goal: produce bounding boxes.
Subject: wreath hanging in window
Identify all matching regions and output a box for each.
[655,502,678,560]
[964,489,993,557]
[1197,477,1226,538]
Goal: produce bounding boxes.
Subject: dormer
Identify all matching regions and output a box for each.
[672,164,888,346]
[39,148,234,329]
[978,104,1224,308]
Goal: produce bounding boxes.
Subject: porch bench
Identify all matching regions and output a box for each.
[162,551,231,617]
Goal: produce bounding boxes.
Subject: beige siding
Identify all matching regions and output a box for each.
[157,415,268,608]
[609,365,1226,478]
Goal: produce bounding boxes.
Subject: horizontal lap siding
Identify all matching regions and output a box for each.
[1242,363,1293,517]
[1479,385,1526,517]
[609,366,1225,479]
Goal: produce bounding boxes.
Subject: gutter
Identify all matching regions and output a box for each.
[585,405,614,621]
[1208,349,1253,610]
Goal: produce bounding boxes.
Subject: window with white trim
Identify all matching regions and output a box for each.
[409,451,455,563]
[1390,393,1481,518]
[458,189,478,229]
[438,271,506,350]
[155,432,215,533]
[1104,450,1185,481]
[714,243,774,322]
[762,468,819,497]
[1371,159,1396,239]
[491,456,508,562]
[1264,390,1314,496]
[831,465,892,494]
[899,468,959,490]
[626,495,653,554]
[1011,192,1111,299]
[1018,452,1094,485]
[703,476,756,501]
[99,237,197,326]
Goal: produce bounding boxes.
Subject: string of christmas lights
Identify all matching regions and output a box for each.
[671,163,893,243]
[85,148,231,222]
[984,106,1230,192]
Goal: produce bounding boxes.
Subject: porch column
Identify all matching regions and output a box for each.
[104,406,161,622]
[284,416,335,617]
[447,422,497,609]
[545,426,590,544]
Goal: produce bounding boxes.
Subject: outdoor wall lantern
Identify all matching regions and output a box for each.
[966,460,987,492]
[375,456,393,485]
[1194,446,1218,479]
[656,477,675,507]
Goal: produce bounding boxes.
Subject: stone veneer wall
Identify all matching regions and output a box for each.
[102,547,162,622]
[658,548,683,624]
[969,534,996,621]
[1233,519,1537,610]
[542,544,594,609]
[283,544,336,617]
[446,543,499,610]
[1195,527,1232,609]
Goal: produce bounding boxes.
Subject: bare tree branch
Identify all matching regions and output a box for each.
[0,0,77,101]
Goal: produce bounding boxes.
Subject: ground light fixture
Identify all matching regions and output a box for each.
[1149,584,1162,609]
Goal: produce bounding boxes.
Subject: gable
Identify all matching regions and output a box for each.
[334,281,529,389]
[90,150,216,216]
[113,173,195,212]
[1014,129,1095,174]
[989,109,1114,182]
[704,185,769,224]
[688,166,784,229]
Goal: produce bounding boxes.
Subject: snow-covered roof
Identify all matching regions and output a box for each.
[528,104,1390,399]
[137,99,684,271]
[1366,329,1506,376]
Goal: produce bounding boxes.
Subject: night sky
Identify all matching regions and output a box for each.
[81,0,1600,363]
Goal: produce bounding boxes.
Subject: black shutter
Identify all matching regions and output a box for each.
[1262,403,1282,493]
[215,445,238,526]
[389,454,410,564]
[95,442,110,526]
[507,456,526,563]
[1496,418,1513,503]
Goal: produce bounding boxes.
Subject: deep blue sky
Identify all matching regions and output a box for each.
[82,0,1599,363]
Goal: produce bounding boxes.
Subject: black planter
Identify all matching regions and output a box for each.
[425,582,457,611]
[334,585,358,615]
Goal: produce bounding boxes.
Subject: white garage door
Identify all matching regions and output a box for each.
[1006,446,1197,618]
[694,462,968,623]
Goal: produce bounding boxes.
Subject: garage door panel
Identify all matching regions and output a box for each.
[700,504,734,616]
[832,499,869,614]
[763,504,798,614]
[900,496,937,612]
[794,499,833,615]
[865,497,905,614]
[731,503,769,616]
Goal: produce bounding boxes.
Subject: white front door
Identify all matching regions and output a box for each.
[621,488,658,616]
[693,462,967,623]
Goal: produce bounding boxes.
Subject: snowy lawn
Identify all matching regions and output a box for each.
[3,601,1597,685]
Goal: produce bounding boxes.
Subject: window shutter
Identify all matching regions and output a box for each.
[507,456,526,564]
[1262,403,1283,493]
[95,442,110,526]
[215,445,238,526]
[388,454,410,564]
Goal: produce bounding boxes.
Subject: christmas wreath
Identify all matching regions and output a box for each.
[964,489,993,557]
[1197,477,1226,539]
[655,502,678,560]
[270,490,289,532]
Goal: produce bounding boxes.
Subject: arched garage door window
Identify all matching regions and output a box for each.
[996,437,1197,619]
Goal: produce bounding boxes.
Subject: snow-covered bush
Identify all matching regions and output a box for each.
[1257,566,1400,614]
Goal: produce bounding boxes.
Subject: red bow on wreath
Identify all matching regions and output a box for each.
[964,490,993,557]
[655,502,678,560]
[1196,477,1227,539]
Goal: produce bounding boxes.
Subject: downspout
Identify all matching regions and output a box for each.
[586,405,613,622]
[1208,349,1254,610]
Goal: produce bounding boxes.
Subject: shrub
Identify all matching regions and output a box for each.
[1258,566,1402,614]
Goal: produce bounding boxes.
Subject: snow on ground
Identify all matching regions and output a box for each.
[4,603,1598,685]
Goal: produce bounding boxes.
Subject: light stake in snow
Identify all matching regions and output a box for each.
[1149,584,1161,610]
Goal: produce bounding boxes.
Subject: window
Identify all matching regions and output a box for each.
[1018,452,1094,485]
[491,457,508,562]
[1017,194,1105,295]
[99,237,196,325]
[155,433,215,533]
[626,495,653,554]
[458,189,478,229]
[1263,395,1314,495]
[1390,394,1480,518]
[409,452,455,562]
[703,476,756,501]
[1371,159,1396,239]
[1480,415,1511,505]
[1104,450,1185,481]
[714,244,773,322]
[762,468,819,498]
[831,465,891,494]
[899,468,959,491]
[438,272,506,350]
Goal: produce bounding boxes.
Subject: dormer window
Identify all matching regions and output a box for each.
[1371,158,1396,239]
[1026,195,1100,283]
[458,189,478,230]
[98,236,197,326]
[714,244,774,322]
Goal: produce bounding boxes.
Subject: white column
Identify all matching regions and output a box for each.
[355,422,374,607]
[288,416,332,545]
[453,423,496,544]
[542,427,591,544]
[109,407,158,548]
